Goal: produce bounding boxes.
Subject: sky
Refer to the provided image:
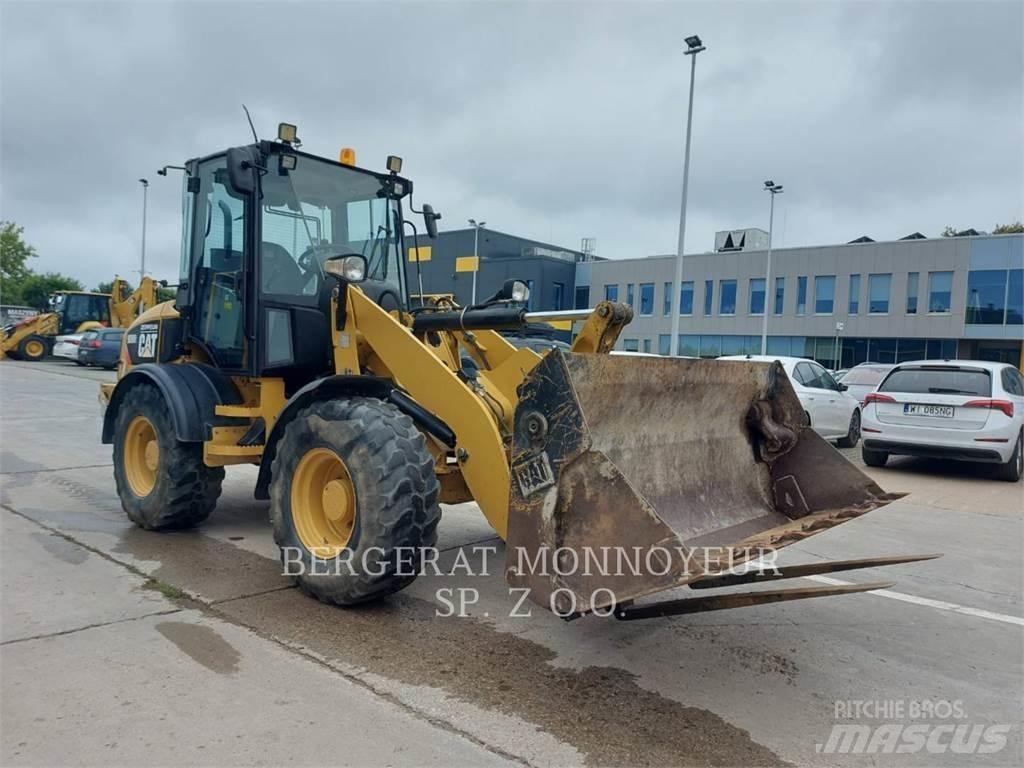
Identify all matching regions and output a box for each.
[1,0,1021,292]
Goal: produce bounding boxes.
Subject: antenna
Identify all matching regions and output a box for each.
[242,104,259,143]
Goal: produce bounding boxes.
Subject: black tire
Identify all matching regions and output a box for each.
[862,446,889,467]
[837,409,861,448]
[113,384,224,530]
[18,334,49,361]
[270,397,441,606]
[995,431,1023,483]
[75,359,86,366]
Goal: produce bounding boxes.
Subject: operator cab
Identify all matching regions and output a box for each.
[175,124,424,388]
[51,292,110,334]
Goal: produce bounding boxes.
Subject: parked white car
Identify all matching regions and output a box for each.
[839,363,896,404]
[860,360,1024,482]
[52,333,84,362]
[719,355,861,447]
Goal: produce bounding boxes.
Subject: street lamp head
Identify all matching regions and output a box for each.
[764,180,774,188]
[468,218,476,226]
[684,35,702,49]
[139,178,148,186]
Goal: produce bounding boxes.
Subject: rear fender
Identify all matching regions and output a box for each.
[101,363,243,444]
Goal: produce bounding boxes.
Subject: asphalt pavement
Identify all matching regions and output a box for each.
[1,359,1021,767]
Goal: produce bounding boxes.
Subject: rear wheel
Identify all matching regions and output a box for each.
[113,384,224,529]
[995,432,1022,483]
[18,335,48,361]
[862,445,888,467]
[270,397,441,606]
[837,410,861,448]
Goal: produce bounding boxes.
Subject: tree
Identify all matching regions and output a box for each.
[993,221,1023,234]
[18,272,84,310]
[0,221,38,304]
[95,280,118,295]
[157,286,175,303]
[941,226,959,237]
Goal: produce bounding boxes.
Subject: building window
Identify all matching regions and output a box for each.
[680,281,694,315]
[927,271,952,313]
[604,284,618,302]
[574,285,590,309]
[699,335,721,358]
[796,276,807,315]
[639,283,655,315]
[552,282,565,311]
[774,277,785,315]
[749,278,766,315]
[719,280,737,315]
[658,334,671,355]
[966,269,1024,325]
[703,280,714,316]
[643,338,652,353]
[626,283,635,308]
[679,334,699,356]
[623,338,639,352]
[868,273,891,314]
[906,272,919,314]
[848,274,861,314]
[663,282,672,316]
[814,275,835,314]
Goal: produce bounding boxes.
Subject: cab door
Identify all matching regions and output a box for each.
[186,157,252,371]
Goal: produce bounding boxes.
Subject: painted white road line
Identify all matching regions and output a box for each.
[805,574,1024,627]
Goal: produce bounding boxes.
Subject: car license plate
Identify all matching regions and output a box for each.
[904,403,954,418]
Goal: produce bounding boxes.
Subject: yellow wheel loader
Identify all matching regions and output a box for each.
[1,278,158,361]
[100,124,935,619]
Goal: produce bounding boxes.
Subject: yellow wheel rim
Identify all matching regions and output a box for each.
[124,415,159,497]
[291,447,356,558]
[25,340,44,358]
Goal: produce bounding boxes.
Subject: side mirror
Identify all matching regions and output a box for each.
[422,204,440,239]
[838,383,849,392]
[226,146,257,195]
[323,254,367,283]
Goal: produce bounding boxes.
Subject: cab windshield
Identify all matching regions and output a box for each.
[259,156,405,299]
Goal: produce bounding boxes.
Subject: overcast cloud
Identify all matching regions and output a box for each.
[1,0,1021,291]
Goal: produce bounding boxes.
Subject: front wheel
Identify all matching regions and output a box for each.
[995,432,1023,483]
[270,397,441,606]
[837,410,861,448]
[112,384,224,529]
[18,335,48,361]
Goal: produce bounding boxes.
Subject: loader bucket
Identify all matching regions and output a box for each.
[506,352,908,617]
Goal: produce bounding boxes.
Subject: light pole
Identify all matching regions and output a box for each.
[468,218,486,304]
[138,178,149,278]
[759,180,784,354]
[668,34,706,355]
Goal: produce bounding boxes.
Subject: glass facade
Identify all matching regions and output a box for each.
[719,280,737,315]
[796,276,807,314]
[658,334,671,355]
[848,274,860,314]
[680,281,694,315]
[575,285,590,309]
[966,269,1023,325]
[927,271,952,313]
[639,283,654,315]
[869,273,891,313]
[906,272,919,314]
[774,277,785,314]
[814,275,835,314]
[749,278,765,315]
[703,280,713,315]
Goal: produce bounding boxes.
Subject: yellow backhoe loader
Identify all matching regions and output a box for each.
[1,277,158,361]
[100,124,935,619]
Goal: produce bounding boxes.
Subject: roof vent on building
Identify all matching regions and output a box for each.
[848,235,875,244]
[899,232,926,240]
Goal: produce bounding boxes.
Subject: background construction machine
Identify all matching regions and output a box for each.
[1,277,158,361]
[100,124,933,619]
